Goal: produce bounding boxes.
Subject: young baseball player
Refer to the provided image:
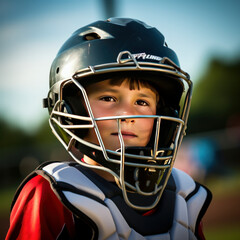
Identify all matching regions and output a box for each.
[6,18,212,240]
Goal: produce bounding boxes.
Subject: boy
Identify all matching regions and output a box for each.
[6,18,212,239]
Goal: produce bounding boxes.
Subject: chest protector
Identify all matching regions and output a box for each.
[36,162,211,240]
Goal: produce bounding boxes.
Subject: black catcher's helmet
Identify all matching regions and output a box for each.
[44,18,192,210]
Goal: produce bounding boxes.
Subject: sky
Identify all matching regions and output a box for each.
[0,0,240,132]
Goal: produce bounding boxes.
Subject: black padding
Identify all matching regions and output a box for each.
[78,165,177,236]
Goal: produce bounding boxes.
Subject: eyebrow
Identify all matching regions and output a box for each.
[137,93,156,99]
[98,88,119,93]
[88,85,157,103]
[90,88,119,96]
[95,89,155,98]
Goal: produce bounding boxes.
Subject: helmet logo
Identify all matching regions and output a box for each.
[132,52,162,62]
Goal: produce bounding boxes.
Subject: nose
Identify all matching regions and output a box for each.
[116,102,136,123]
[121,118,135,123]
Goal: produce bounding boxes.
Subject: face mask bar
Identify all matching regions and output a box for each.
[47,50,192,210]
[116,116,183,210]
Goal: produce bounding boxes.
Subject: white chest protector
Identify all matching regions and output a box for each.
[38,162,211,240]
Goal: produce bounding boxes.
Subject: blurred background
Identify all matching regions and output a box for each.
[1,0,240,239]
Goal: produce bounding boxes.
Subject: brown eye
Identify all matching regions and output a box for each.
[100,96,116,102]
[136,100,148,106]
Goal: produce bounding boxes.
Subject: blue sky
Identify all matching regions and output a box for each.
[0,0,240,132]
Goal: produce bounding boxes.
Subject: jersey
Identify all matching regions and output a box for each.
[6,161,212,240]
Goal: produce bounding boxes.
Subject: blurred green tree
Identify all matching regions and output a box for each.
[0,118,32,148]
[188,57,240,133]
[0,117,68,184]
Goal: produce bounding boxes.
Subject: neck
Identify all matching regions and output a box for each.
[83,155,115,182]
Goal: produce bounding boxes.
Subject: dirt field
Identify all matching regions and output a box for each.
[204,192,240,227]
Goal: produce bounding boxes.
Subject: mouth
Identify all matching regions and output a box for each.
[111,131,137,138]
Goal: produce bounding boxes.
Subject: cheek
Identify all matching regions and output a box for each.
[84,120,113,142]
[140,118,155,132]
[90,100,115,118]
[137,118,155,144]
[96,120,114,133]
[89,102,117,133]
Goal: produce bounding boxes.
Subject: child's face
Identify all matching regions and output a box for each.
[84,78,157,151]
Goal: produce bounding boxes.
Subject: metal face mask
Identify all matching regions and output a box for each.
[45,50,192,210]
[44,18,192,210]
